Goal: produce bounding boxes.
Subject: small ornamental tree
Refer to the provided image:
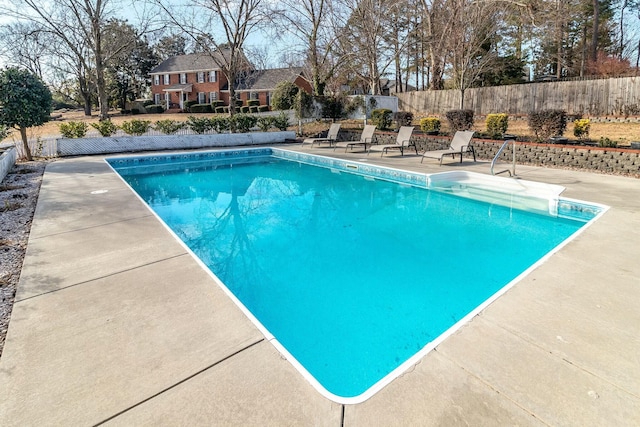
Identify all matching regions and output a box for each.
[271,81,299,111]
[0,68,53,160]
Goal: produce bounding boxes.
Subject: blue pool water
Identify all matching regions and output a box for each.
[109,150,597,401]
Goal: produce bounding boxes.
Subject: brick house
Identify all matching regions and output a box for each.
[149,50,312,111]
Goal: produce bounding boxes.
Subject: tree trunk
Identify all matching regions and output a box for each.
[459,88,465,109]
[19,126,32,161]
[591,0,600,62]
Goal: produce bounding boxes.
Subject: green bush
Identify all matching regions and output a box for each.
[485,113,509,139]
[59,121,88,138]
[145,104,165,114]
[211,100,225,108]
[247,99,260,107]
[131,108,141,115]
[119,119,151,136]
[528,109,567,142]
[394,111,413,127]
[210,116,229,133]
[214,106,226,114]
[142,100,155,106]
[598,137,618,147]
[0,124,10,140]
[419,117,441,133]
[257,116,275,132]
[445,109,474,132]
[258,105,269,113]
[229,114,257,133]
[370,109,393,130]
[183,100,197,112]
[186,116,214,134]
[190,103,213,113]
[240,106,250,113]
[272,111,289,130]
[271,81,299,110]
[573,118,590,140]
[91,119,118,137]
[249,106,258,114]
[154,119,186,135]
[318,96,344,120]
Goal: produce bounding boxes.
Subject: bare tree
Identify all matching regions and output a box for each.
[445,0,501,108]
[153,0,267,115]
[268,0,339,96]
[0,22,50,79]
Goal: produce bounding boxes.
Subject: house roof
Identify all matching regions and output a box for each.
[235,67,306,92]
[150,50,250,74]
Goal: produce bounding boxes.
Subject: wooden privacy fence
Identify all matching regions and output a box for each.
[396,76,640,117]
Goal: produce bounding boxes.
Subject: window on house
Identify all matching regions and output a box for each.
[198,92,206,104]
[250,92,259,100]
[153,75,159,86]
[210,91,218,101]
[208,71,217,82]
[154,93,160,104]
[180,73,187,84]
[197,72,205,83]
[163,74,170,85]
[266,92,272,105]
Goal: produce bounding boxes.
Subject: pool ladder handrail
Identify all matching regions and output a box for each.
[491,139,516,177]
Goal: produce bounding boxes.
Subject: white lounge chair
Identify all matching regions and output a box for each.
[301,123,341,148]
[368,126,417,156]
[421,130,476,165]
[334,125,377,152]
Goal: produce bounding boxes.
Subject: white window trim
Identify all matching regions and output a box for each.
[208,71,217,83]
[163,74,170,85]
[197,72,205,83]
[164,92,170,107]
[198,92,206,104]
[153,75,159,86]
[210,91,218,101]
[180,73,187,84]
[154,93,160,104]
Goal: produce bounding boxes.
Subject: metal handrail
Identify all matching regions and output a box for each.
[491,139,516,176]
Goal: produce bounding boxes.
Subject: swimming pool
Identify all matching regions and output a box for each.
[107,148,605,403]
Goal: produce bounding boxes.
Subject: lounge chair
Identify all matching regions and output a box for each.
[301,123,341,148]
[368,126,417,156]
[421,130,476,165]
[334,125,377,152]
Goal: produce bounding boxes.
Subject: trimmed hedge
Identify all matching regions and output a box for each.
[445,109,474,132]
[59,121,88,138]
[120,119,151,136]
[183,100,198,112]
[186,116,214,134]
[145,104,165,114]
[485,113,509,139]
[528,109,567,142]
[91,119,118,137]
[190,103,213,113]
[394,111,413,127]
[154,119,186,135]
[247,99,260,106]
[370,108,393,130]
[419,117,441,133]
[258,105,269,112]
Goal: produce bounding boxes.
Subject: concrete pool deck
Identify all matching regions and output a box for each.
[1,144,639,425]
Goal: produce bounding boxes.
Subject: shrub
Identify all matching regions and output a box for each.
[190,103,213,113]
[318,96,344,120]
[0,124,10,140]
[272,111,290,130]
[154,119,186,135]
[142,100,155,106]
[247,99,260,107]
[59,121,88,138]
[257,116,274,132]
[485,113,509,139]
[91,119,118,137]
[119,119,151,136]
[210,116,229,133]
[419,117,441,133]
[183,100,197,112]
[145,104,165,114]
[344,96,365,116]
[370,108,393,130]
[240,106,250,113]
[249,106,258,113]
[211,100,225,108]
[394,111,413,127]
[186,116,214,134]
[214,106,226,114]
[445,109,474,132]
[528,109,567,141]
[130,108,141,115]
[573,118,590,140]
[598,137,618,147]
[271,81,298,110]
[229,113,257,133]
[258,105,269,112]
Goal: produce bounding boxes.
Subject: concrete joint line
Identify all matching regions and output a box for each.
[15,253,189,303]
[93,338,265,426]
[30,214,155,240]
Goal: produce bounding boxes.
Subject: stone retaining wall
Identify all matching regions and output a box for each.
[339,129,640,177]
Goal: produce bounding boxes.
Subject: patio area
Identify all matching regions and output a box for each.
[1,144,638,425]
